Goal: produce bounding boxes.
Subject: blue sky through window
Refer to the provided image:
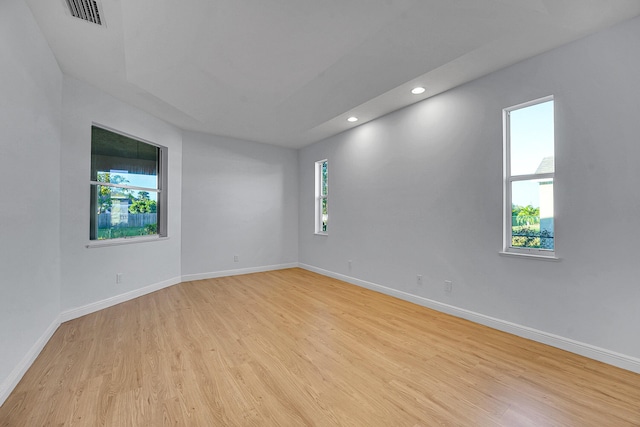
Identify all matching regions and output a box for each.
[510,100,554,207]
[108,170,158,201]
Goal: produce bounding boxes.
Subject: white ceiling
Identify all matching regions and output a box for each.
[25,0,640,148]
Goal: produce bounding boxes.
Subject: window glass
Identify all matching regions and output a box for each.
[509,100,554,176]
[505,98,555,254]
[321,161,328,197]
[90,126,165,241]
[511,179,554,250]
[315,159,328,234]
[321,197,328,232]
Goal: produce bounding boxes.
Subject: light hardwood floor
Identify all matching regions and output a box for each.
[1,268,639,426]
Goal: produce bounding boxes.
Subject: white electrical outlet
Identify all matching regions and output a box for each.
[348,260,352,269]
[444,280,453,293]
[417,275,423,285]
[116,273,123,284]
[234,255,239,262]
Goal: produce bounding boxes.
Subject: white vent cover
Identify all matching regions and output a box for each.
[65,0,103,25]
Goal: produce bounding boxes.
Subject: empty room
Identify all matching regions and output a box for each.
[1,0,640,425]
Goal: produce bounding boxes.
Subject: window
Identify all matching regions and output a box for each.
[315,159,328,234]
[90,125,167,241]
[504,96,555,256]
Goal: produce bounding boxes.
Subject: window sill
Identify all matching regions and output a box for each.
[314,232,328,236]
[499,251,560,262]
[86,235,169,248]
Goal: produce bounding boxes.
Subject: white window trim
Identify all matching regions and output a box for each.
[315,159,328,235]
[86,235,169,249]
[498,250,560,261]
[502,95,558,260]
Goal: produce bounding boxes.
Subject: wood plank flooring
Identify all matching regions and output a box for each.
[1,268,639,426]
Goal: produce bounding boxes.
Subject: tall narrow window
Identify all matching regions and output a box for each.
[315,159,328,234]
[90,125,167,241]
[504,96,555,256]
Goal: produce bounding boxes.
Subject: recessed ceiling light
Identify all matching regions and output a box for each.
[411,87,426,95]
[347,116,358,122]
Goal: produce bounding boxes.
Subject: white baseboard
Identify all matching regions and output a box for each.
[61,263,299,322]
[5,263,637,411]
[181,262,299,282]
[299,263,640,374]
[59,276,182,323]
[0,316,60,407]
[1,265,298,407]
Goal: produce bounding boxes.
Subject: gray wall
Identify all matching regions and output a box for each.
[299,16,640,360]
[60,76,183,312]
[181,131,299,277]
[0,0,62,396]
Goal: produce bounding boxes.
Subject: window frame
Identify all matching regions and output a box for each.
[89,124,168,243]
[314,159,328,235]
[503,95,556,259]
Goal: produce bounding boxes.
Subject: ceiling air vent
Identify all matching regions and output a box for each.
[65,0,103,25]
